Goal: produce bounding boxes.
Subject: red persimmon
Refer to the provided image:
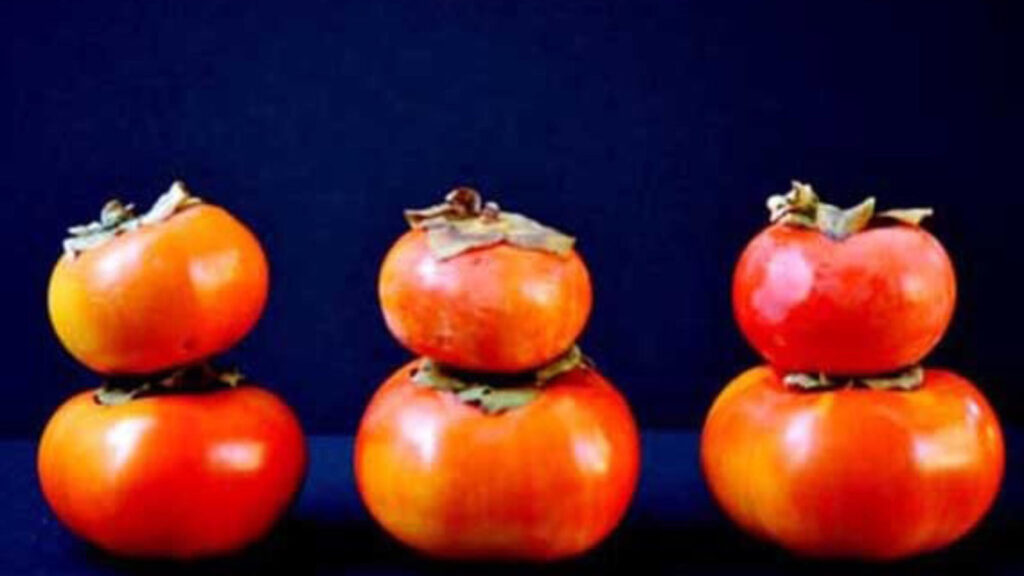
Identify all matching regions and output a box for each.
[701,366,1004,560]
[378,188,592,373]
[354,358,639,561]
[38,383,307,559]
[732,182,955,375]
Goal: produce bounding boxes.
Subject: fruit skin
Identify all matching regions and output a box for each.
[354,359,639,561]
[378,229,592,372]
[732,223,955,375]
[701,366,1004,560]
[48,204,269,375]
[38,386,307,559]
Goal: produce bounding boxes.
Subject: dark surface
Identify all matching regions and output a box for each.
[3,430,1023,575]
[2,0,1022,436]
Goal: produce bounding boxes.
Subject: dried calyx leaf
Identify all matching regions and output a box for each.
[404,187,575,260]
[94,363,245,406]
[63,181,202,258]
[782,365,924,392]
[411,346,590,414]
[767,181,932,240]
[875,208,934,226]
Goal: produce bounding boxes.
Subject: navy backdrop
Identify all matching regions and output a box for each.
[2,0,1019,436]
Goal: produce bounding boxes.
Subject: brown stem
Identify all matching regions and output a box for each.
[446,187,485,216]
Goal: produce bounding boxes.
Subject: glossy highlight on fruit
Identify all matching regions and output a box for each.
[48,183,269,375]
[701,366,1004,560]
[38,385,307,559]
[354,359,639,561]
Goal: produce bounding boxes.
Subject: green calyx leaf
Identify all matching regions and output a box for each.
[94,363,245,406]
[94,385,149,406]
[453,387,541,414]
[63,181,203,259]
[410,346,590,414]
[781,372,832,390]
[860,366,925,391]
[767,181,932,240]
[782,365,924,392]
[535,346,587,381]
[403,187,575,260]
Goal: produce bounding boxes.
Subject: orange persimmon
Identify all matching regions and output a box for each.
[701,366,1003,560]
[379,188,591,372]
[38,383,307,558]
[354,358,639,561]
[48,182,268,375]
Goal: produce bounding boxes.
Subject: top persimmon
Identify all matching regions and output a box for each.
[48,182,269,375]
[733,182,955,375]
[379,188,592,372]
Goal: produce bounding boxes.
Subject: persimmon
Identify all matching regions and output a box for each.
[48,182,269,375]
[38,368,307,559]
[379,188,591,372]
[733,181,954,375]
[701,366,1003,560]
[354,352,639,561]
[733,182,955,375]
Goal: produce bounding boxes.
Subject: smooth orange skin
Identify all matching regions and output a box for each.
[354,360,640,561]
[733,224,956,374]
[701,366,1004,560]
[38,386,307,559]
[378,230,592,372]
[48,204,269,375]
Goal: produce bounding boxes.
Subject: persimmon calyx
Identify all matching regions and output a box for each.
[411,346,590,414]
[767,181,933,240]
[63,181,202,258]
[404,187,575,260]
[783,365,924,392]
[94,363,245,406]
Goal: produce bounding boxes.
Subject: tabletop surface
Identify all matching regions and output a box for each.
[3,430,1021,575]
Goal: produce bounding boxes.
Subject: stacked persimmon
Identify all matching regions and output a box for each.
[39,182,306,559]
[701,182,1005,560]
[355,188,640,561]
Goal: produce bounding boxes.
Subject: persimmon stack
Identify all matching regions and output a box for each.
[701,181,1005,560]
[39,182,306,559]
[355,188,640,561]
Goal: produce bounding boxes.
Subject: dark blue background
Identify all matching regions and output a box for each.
[3,0,1020,436]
